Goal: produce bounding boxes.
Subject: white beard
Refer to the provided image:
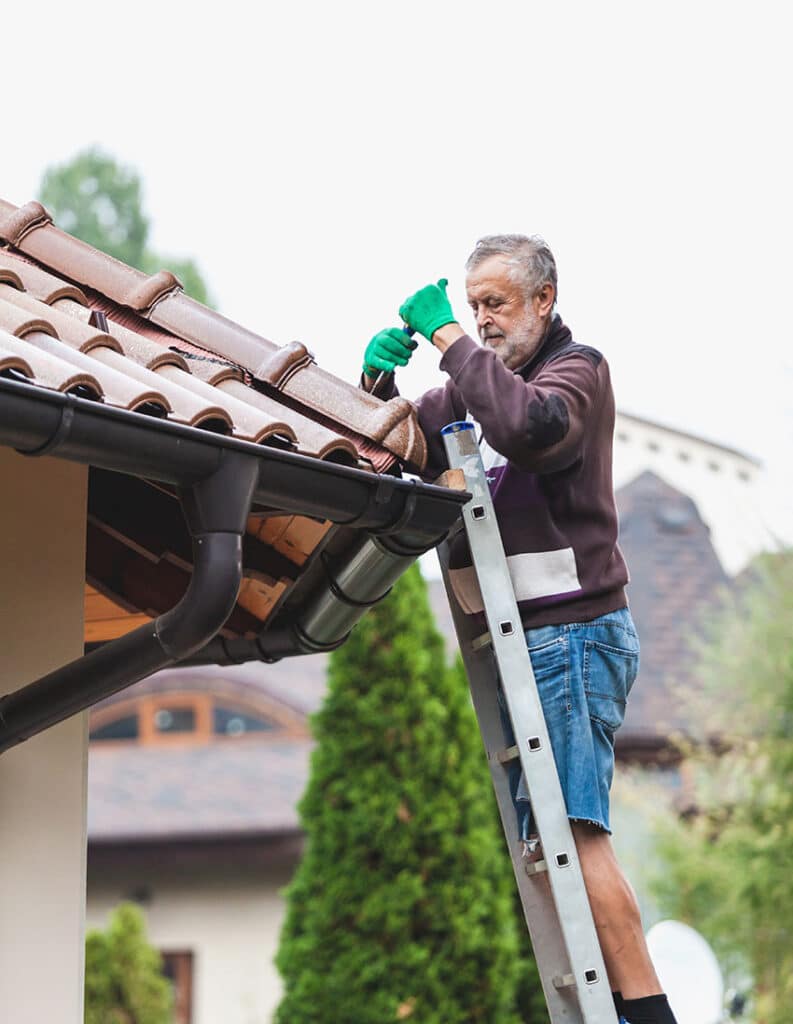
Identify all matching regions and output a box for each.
[482,306,547,370]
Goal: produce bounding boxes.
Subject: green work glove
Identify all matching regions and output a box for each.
[399,278,456,342]
[363,327,418,377]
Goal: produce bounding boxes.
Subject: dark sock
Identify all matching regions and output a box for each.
[621,993,678,1024]
[613,991,625,1014]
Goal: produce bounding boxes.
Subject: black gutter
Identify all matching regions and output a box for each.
[0,377,465,541]
[0,450,259,754]
[0,378,467,750]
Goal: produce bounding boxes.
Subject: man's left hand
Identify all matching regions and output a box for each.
[399,279,457,343]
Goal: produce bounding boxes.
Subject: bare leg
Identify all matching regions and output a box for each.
[572,823,662,1000]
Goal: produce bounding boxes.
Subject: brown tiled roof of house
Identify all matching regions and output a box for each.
[0,196,438,641]
[615,470,731,752]
[0,199,427,471]
[88,738,311,841]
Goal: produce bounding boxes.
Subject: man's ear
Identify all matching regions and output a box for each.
[534,283,555,318]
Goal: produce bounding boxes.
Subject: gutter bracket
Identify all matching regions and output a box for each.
[16,397,76,457]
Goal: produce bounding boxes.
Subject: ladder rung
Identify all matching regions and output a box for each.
[471,631,491,651]
[524,858,547,876]
[552,973,576,990]
[493,744,519,764]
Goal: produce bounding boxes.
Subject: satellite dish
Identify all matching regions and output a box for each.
[646,920,724,1024]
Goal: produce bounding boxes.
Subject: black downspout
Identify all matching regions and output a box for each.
[0,450,259,755]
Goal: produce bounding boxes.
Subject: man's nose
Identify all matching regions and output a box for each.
[476,306,492,328]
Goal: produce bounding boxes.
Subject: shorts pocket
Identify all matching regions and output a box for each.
[527,635,568,682]
[527,635,569,722]
[583,639,638,732]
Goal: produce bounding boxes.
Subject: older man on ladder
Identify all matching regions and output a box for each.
[362,235,678,1024]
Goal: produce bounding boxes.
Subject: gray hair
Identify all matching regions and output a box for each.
[465,234,558,308]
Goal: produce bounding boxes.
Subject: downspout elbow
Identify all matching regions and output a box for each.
[156,532,245,660]
[0,451,259,754]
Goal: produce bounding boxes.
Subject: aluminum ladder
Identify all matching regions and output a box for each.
[437,421,618,1024]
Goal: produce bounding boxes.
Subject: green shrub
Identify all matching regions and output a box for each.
[84,902,172,1024]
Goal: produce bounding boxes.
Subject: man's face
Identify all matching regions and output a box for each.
[465,255,552,370]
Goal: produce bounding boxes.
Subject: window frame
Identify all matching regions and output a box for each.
[89,690,305,746]
[143,693,212,745]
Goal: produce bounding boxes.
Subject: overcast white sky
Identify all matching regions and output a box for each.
[4,2,791,492]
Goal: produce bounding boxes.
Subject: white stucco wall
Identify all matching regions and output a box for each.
[0,449,88,1023]
[87,862,291,1024]
[613,411,778,574]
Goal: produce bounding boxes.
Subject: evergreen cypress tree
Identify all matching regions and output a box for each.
[276,564,525,1023]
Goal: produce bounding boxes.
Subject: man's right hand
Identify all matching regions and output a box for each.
[362,328,418,377]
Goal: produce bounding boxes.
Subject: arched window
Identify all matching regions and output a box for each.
[89,691,297,745]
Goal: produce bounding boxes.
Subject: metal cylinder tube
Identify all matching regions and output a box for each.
[296,534,419,649]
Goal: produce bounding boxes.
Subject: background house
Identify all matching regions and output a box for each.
[83,418,759,1023]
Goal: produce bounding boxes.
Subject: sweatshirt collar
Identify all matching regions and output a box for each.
[516,313,572,377]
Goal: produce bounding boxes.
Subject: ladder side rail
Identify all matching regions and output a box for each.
[438,538,586,1022]
[441,423,618,1024]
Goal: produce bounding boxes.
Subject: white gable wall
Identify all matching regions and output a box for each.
[88,863,290,1024]
[613,411,781,574]
[0,449,88,1024]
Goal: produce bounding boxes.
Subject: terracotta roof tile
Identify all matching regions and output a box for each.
[175,356,243,386]
[0,350,33,378]
[0,250,89,304]
[0,284,123,354]
[0,199,51,246]
[10,327,170,415]
[9,260,385,464]
[0,327,102,398]
[214,377,357,460]
[93,348,233,430]
[0,199,427,470]
[145,293,426,467]
[0,284,229,427]
[0,296,57,340]
[0,262,24,290]
[153,362,295,444]
[0,200,164,309]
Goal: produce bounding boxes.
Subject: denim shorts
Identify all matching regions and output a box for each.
[497,607,639,838]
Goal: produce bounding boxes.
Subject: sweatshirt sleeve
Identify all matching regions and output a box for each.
[414,380,466,482]
[440,334,600,473]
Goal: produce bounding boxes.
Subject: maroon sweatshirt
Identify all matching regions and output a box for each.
[407,315,629,628]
